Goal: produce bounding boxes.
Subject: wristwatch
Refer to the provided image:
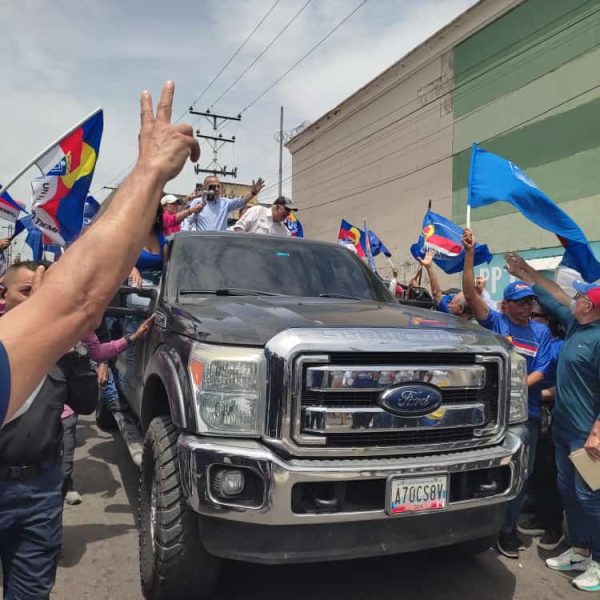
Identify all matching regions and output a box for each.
[125,335,135,346]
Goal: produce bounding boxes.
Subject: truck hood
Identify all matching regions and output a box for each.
[166,296,500,347]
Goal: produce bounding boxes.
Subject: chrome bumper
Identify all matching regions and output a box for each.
[178,425,528,526]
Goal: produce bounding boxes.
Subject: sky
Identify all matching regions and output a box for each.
[0,0,478,216]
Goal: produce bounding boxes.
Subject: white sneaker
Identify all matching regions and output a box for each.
[546,548,591,572]
[65,490,83,505]
[573,561,600,592]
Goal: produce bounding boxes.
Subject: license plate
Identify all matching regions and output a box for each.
[387,475,448,515]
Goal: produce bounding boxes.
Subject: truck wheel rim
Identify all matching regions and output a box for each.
[150,478,158,554]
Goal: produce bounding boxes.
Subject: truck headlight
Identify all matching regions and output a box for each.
[188,343,266,436]
[509,350,528,424]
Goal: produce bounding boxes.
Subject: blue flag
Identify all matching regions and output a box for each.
[468,143,600,282]
[410,209,493,274]
[14,215,43,260]
[368,230,391,257]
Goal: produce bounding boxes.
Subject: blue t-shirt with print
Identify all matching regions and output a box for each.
[478,310,553,418]
[0,341,10,425]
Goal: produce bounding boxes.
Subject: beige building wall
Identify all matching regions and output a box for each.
[287,0,522,282]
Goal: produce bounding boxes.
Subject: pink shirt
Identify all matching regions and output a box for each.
[162,212,181,237]
[82,333,128,362]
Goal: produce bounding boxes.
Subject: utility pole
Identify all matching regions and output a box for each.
[277,106,284,198]
[189,108,241,179]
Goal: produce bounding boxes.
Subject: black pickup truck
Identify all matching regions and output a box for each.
[105,231,529,600]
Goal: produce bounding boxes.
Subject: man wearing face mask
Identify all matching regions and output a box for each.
[462,228,552,559]
[181,175,265,232]
[505,253,600,593]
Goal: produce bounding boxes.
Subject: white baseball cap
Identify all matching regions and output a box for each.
[160,194,179,206]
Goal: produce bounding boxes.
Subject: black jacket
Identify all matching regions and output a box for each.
[0,352,98,466]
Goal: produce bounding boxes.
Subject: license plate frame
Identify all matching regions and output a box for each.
[385,474,449,516]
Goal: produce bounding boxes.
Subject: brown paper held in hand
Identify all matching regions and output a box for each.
[570,448,600,491]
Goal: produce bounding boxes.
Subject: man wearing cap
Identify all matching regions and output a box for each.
[463,229,552,559]
[505,253,600,593]
[160,193,203,239]
[232,196,295,237]
[181,175,265,232]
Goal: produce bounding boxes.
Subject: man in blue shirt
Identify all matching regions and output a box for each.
[181,175,265,232]
[463,229,552,559]
[506,252,600,592]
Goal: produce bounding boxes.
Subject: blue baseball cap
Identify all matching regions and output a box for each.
[503,281,537,301]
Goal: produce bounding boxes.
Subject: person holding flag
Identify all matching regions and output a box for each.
[462,227,553,559]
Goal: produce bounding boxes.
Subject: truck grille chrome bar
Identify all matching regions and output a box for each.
[292,353,502,451]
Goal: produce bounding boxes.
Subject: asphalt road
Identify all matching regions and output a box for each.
[51,415,582,600]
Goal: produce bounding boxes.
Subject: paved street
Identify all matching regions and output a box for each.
[52,415,582,600]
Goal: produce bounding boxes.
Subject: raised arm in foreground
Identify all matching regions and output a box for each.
[0,81,199,424]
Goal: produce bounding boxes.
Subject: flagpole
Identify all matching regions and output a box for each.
[0,107,102,199]
[466,204,471,229]
[364,219,376,273]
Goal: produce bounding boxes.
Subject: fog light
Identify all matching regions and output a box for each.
[212,468,246,498]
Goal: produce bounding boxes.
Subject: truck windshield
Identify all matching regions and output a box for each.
[168,235,393,303]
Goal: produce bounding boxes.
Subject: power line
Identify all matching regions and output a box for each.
[208,0,314,110]
[298,81,600,213]
[93,1,596,200]
[261,3,599,194]
[182,0,282,121]
[267,13,600,199]
[93,1,283,197]
[240,0,370,114]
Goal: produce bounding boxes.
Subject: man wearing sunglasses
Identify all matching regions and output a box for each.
[505,253,600,593]
[462,229,553,559]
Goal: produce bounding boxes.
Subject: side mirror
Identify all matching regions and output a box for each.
[103,286,158,319]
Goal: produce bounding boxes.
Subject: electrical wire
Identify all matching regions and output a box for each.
[182,0,282,121]
[239,0,370,114]
[94,1,596,199]
[298,81,600,213]
[265,14,600,198]
[208,0,314,109]
[93,0,283,198]
[258,3,600,195]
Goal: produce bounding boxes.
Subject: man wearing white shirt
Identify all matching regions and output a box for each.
[232,196,295,237]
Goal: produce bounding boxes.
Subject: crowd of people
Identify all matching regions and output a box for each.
[0,80,599,597]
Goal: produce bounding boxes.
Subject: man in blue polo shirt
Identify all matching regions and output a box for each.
[463,229,552,559]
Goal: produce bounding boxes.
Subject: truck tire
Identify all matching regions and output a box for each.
[139,415,221,600]
[95,390,117,432]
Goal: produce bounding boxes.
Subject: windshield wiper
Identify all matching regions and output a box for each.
[319,292,365,301]
[178,288,283,297]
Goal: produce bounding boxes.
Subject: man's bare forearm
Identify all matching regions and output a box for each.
[524,265,571,307]
[424,264,443,305]
[0,82,199,423]
[0,165,165,421]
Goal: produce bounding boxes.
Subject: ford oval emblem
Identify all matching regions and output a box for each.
[378,383,443,417]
